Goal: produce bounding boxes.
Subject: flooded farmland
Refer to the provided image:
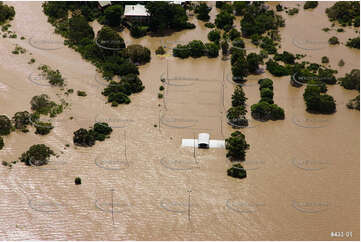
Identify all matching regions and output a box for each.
[0,1,359,240]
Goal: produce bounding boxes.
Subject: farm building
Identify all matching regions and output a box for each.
[124,4,150,23]
[98,1,111,8]
[198,133,210,149]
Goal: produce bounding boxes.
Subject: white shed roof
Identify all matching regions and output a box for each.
[170,1,184,4]
[198,133,210,145]
[98,1,111,7]
[124,4,150,17]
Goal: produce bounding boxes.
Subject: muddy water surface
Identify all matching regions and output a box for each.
[0,1,359,240]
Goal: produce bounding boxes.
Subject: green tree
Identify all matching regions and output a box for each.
[188,40,206,58]
[328,36,339,45]
[19,144,55,166]
[304,1,318,9]
[73,128,96,147]
[246,52,262,73]
[339,69,360,90]
[13,112,30,131]
[195,3,211,21]
[208,29,221,43]
[97,26,125,50]
[103,5,123,27]
[227,163,247,179]
[0,115,11,135]
[123,44,151,65]
[231,86,247,107]
[68,15,94,44]
[225,131,250,161]
[215,10,235,31]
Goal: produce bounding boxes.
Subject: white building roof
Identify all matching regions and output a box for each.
[198,133,210,145]
[170,1,184,4]
[124,4,150,17]
[98,1,111,7]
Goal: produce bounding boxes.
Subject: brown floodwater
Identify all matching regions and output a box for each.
[0,1,359,240]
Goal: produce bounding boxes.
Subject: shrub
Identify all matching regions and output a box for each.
[75,177,82,185]
[225,131,250,161]
[321,56,329,64]
[304,1,318,9]
[0,137,3,150]
[0,115,12,135]
[338,59,345,67]
[328,36,339,45]
[287,8,299,16]
[93,122,112,136]
[339,69,360,90]
[347,95,360,110]
[30,94,56,115]
[346,37,360,49]
[19,144,55,166]
[276,4,283,12]
[35,122,53,135]
[158,93,163,99]
[155,46,166,55]
[38,65,65,86]
[123,44,151,65]
[77,90,87,96]
[227,163,247,179]
[159,85,164,91]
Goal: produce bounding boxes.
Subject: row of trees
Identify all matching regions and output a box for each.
[173,40,219,59]
[225,131,249,179]
[227,86,248,128]
[231,48,263,82]
[251,79,285,121]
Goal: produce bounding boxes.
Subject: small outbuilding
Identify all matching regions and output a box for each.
[198,133,210,149]
[98,1,111,8]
